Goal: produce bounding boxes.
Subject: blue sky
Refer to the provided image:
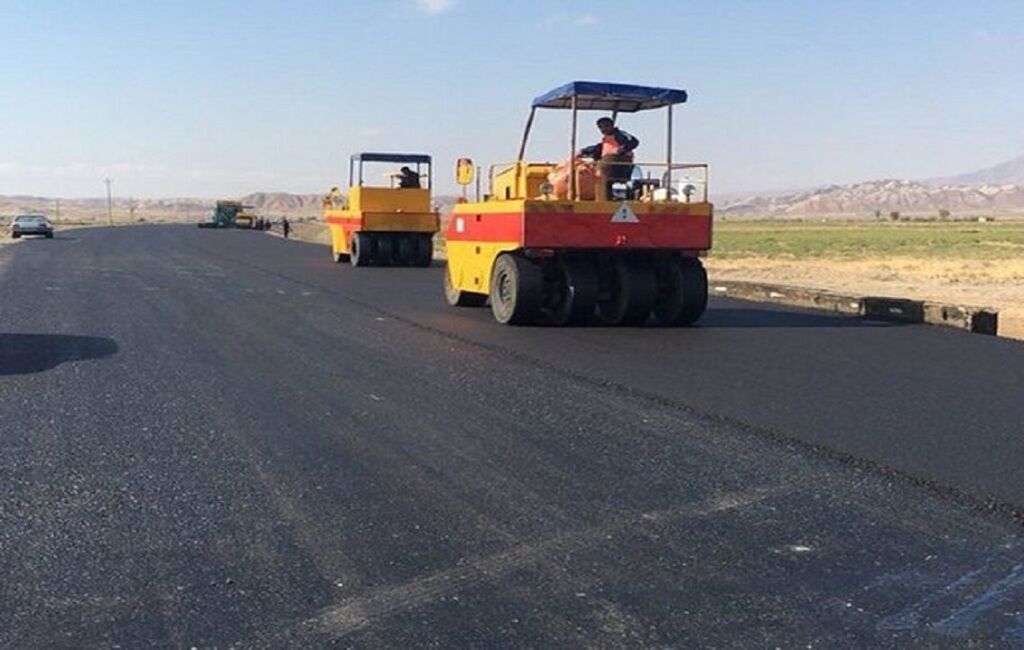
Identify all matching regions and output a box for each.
[1,0,1022,198]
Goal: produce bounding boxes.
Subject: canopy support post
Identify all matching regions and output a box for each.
[665,104,673,198]
[569,95,578,201]
[516,107,536,162]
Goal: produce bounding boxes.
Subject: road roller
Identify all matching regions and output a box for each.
[323,153,439,267]
[444,81,712,326]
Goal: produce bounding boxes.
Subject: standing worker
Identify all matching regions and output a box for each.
[579,117,639,201]
[282,217,291,239]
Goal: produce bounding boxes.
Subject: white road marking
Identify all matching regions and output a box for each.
[302,483,789,637]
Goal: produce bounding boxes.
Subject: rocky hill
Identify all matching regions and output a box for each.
[237,192,323,213]
[928,154,1024,187]
[719,179,1024,217]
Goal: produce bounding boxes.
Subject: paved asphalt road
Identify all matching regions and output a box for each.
[1,225,1022,647]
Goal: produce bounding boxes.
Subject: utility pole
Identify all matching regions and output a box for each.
[104,178,113,225]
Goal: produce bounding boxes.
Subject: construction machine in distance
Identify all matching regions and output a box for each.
[323,153,439,267]
[197,201,260,229]
[444,81,712,326]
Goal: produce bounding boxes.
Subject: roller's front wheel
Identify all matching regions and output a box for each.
[445,267,487,307]
[490,253,544,325]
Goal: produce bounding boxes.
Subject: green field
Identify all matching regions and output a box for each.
[711,220,1024,260]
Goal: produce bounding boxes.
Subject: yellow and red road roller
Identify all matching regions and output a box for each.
[324,153,439,267]
[444,81,712,325]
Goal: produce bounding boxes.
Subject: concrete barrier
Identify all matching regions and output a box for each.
[712,280,1007,338]
[710,282,862,315]
[862,297,925,323]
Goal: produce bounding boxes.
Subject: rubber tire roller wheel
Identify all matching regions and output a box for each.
[664,257,707,326]
[548,256,598,326]
[350,233,374,267]
[415,234,433,267]
[397,234,417,266]
[596,256,657,326]
[374,234,395,266]
[490,253,544,325]
[444,267,488,307]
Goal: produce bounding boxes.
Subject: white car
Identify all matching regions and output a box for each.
[9,215,54,239]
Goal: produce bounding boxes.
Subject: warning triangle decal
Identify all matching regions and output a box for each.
[610,202,639,223]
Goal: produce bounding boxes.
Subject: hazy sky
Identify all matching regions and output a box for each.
[1,0,1022,198]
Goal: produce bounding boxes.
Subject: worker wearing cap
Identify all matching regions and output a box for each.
[579,117,639,201]
[397,166,421,189]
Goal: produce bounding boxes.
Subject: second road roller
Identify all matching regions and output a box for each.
[323,153,439,267]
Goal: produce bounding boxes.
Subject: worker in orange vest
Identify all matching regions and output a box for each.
[579,117,639,201]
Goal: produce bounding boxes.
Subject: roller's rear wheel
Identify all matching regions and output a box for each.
[490,253,544,325]
[445,267,488,307]
[350,233,373,267]
[415,234,433,267]
[547,256,598,325]
[396,235,417,266]
[596,257,656,326]
[651,257,708,326]
[374,234,395,266]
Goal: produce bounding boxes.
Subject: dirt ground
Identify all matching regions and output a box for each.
[704,257,1024,311]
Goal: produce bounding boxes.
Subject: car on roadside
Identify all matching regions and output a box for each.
[9,214,54,239]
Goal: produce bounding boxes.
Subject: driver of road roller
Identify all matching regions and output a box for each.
[396,166,422,189]
[579,117,639,201]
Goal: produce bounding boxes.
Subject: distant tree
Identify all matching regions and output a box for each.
[874,209,882,220]
[889,210,900,221]
[938,209,951,220]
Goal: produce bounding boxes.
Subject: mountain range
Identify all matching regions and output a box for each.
[3,154,1024,220]
[719,153,1024,216]
[926,153,1024,187]
[718,179,1024,217]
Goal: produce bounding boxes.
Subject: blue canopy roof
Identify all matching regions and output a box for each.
[532,81,687,112]
[351,152,432,164]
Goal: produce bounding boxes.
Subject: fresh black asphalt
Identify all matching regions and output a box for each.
[1,225,1022,647]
